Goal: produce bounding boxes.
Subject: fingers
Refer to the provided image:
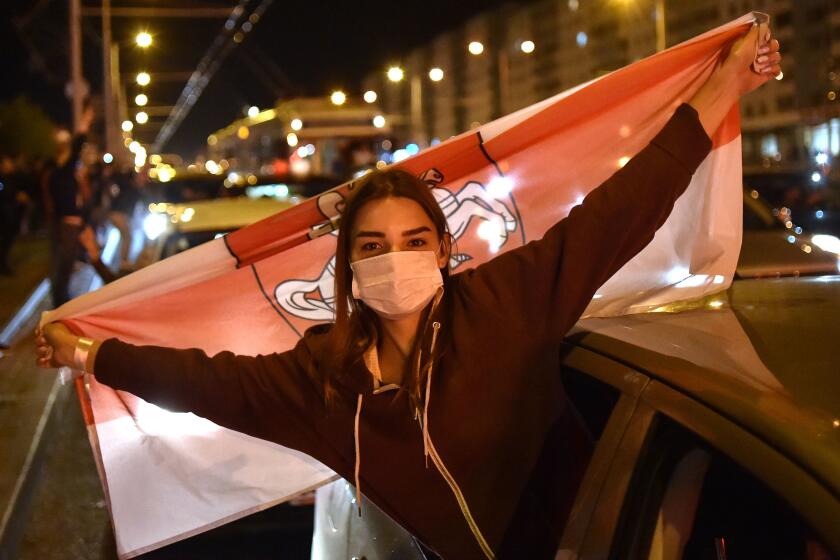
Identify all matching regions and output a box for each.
[36,341,52,357]
[753,31,781,76]
[757,21,770,44]
[35,327,60,369]
[763,64,782,78]
[758,38,780,56]
[35,343,55,368]
[755,51,782,70]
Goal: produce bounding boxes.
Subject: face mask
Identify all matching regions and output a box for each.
[351,250,443,320]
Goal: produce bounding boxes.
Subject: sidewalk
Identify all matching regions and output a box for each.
[0,232,115,560]
[0,235,49,330]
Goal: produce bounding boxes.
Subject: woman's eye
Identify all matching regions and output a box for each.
[407,239,426,248]
[361,242,380,251]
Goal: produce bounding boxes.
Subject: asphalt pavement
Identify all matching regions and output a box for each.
[1,228,316,559]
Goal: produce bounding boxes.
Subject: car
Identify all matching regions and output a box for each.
[139,196,297,262]
[311,273,840,559]
[136,174,339,264]
[136,180,840,559]
[146,172,339,203]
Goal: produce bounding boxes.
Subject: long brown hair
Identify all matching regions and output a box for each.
[321,168,451,409]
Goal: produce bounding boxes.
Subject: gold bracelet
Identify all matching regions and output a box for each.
[73,337,95,372]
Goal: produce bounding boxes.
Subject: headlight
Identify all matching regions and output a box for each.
[811,234,840,255]
[143,213,168,240]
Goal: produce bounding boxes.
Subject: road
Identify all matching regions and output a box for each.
[2,227,316,559]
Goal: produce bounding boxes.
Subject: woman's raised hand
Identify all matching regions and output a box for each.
[689,20,781,138]
[721,22,781,97]
[35,323,78,369]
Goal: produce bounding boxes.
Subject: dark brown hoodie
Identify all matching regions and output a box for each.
[94,103,712,559]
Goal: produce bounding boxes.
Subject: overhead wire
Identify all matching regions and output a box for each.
[151,0,274,153]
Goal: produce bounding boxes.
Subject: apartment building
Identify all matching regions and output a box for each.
[363,0,839,170]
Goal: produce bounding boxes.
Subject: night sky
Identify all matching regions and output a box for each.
[1,0,513,158]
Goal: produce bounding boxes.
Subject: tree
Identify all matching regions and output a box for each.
[0,96,56,159]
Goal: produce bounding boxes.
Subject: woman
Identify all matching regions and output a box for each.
[37,25,781,559]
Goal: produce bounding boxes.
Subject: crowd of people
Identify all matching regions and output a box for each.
[0,106,145,307]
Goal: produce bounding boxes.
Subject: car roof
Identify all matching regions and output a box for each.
[568,275,840,498]
[164,197,295,233]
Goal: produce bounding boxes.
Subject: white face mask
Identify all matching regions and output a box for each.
[351,250,444,320]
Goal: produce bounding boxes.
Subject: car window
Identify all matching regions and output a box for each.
[560,367,620,442]
[609,416,836,560]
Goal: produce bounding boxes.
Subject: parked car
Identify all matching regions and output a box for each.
[145,172,338,204]
[312,273,840,559]
[137,179,840,559]
[139,196,297,262]
[137,174,339,264]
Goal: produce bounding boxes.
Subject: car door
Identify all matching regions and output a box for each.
[558,344,840,559]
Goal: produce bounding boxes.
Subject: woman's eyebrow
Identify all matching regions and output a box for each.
[356,230,385,238]
[402,226,431,236]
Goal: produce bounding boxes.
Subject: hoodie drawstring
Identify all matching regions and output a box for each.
[354,393,363,517]
[351,289,494,558]
[421,321,441,466]
[418,318,495,560]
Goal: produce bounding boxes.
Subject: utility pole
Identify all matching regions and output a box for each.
[655,0,666,52]
[102,0,116,154]
[410,73,425,146]
[69,0,83,129]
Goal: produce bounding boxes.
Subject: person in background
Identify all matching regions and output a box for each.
[108,167,142,273]
[12,154,36,236]
[0,153,24,275]
[78,225,119,284]
[44,104,94,306]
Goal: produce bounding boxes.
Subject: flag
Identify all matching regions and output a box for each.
[42,13,757,558]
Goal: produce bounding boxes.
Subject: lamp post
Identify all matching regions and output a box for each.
[410,74,424,146]
[69,0,83,129]
[655,0,666,52]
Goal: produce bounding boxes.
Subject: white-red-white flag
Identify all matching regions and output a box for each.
[42,13,757,558]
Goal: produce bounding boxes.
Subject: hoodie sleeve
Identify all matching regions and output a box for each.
[456,103,713,341]
[92,331,328,456]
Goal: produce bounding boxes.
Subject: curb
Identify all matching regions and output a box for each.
[0,229,121,559]
[0,279,50,349]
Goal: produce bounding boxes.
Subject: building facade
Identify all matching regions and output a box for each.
[362,0,839,173]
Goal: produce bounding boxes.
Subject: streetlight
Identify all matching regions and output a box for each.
[290,118,303,131]
[121,120,134,132]
[136,72,150,86]
[429,68,444,82]
[387,66,404,82]
[135,111,149,124]
[247,105,259,117]
[135,32,152,48]
[135,93,148,106]
[364,90,378,103]
[330,91,346,105]
[373,115,386,128]
[476,39,538,117]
